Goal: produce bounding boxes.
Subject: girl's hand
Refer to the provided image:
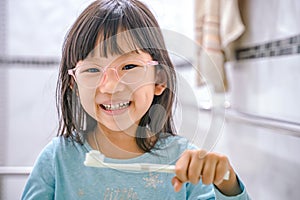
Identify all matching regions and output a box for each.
[172,149,242,196]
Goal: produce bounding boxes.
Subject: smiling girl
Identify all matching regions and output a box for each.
[22,0,251,199]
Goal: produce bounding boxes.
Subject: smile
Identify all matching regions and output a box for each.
[100,101,131,111]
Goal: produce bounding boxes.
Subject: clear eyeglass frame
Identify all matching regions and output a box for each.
[68,60,159,88]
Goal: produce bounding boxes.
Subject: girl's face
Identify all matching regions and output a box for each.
[75,49,165,134]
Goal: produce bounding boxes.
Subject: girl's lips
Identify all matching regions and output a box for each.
[100,101,131,111]
[99,101,131,115]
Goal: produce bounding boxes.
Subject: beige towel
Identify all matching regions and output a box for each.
[195,0,245,93]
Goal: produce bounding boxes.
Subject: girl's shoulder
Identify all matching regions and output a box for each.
[155,134,198,149]
[154,134,197,155]
[155,135,188,148]
[149,135,197,164]
[42,136,87,157]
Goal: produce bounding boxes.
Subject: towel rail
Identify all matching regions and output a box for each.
[196,102,300,137]
[226,108,300,137]
[0,166,32,175]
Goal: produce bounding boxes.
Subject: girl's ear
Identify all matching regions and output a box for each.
[69,78,74,90]
[154,67,168,96]
[69,78,79,96]
[154,83,166,95]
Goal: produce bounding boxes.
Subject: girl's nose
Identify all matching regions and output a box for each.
[97,68,124,94]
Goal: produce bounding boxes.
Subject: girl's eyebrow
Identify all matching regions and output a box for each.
[91,51,140,60]
[119,51,141,57]
[82,51,143,66]
[83,49,141,64]
[111,51,143,61]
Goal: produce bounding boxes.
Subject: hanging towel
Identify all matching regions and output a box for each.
[195,0,245,93]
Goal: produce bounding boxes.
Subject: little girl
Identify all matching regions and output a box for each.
[22,0,251,199]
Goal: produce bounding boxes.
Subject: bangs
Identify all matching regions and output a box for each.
[93,26,141,57]
[92,21,164,58]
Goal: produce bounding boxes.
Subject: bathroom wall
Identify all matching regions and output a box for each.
[0,0,90,199]
[222,0,300,199]
[228,0,300,124]
[174,0,300,199]
[0,0,8,197]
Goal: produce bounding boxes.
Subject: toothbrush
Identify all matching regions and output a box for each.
[84,150,175,173]
[84,150,230,180]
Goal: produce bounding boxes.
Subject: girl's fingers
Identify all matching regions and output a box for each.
[173,150,232,192]
[201,154,218,185]
[202,153,230,185]
[187,150,206,184]
[174,150,191,183]
[214,156,230,185]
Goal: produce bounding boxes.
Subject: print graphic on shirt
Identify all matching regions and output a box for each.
[77,188,85,196]
[104,187,138,200]
[143,173,164,189]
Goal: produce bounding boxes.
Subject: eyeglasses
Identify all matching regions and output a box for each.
[68,60,159,88]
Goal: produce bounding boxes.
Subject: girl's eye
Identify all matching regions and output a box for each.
[122,64,138,70]
[84,67,100,73]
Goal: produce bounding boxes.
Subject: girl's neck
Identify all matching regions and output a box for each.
[88,124,144,159]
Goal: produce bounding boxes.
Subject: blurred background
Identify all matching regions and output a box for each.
[0,0,300,199]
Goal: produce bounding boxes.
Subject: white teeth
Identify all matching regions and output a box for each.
[102,102,130,111]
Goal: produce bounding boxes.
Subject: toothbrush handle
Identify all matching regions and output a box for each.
[84,151,230,179]
[85,159,175,173]
[85,160,229,180]
[84,151,175,173]
[139,163,176,173]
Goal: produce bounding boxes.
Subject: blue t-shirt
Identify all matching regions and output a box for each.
[21,135,250,200]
